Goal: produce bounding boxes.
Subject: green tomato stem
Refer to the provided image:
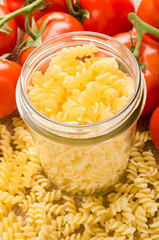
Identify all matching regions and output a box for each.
[66,0,89,24]
[0,0,46,33]
[128,13,159,60]
[66,0,81,17]
[133,30,143,60]
[0,53,11,61]
[25,12,37,40]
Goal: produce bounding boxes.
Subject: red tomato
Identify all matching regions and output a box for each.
[113,32,159,116]
[0,4,17,56]
[149,106,159,149]
[0,59,22,118]
[78,0,135,36]
[19,11,84,65]
[137,0,159,42]
[3,0,74,31]
[19,47,35,68]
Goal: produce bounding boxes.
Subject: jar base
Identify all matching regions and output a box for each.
[44,170,128,199]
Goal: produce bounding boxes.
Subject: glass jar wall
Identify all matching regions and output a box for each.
[16,31,146,196]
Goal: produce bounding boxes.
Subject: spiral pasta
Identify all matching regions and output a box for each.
[28,42,135,124]
[0,125,12,161]
[106,196,128,218]
[37,189,62,203]
[107,218,136,239]
[26,42,137,196]
[0,211,25,239]
[36,130,132,195]
[134,206,148,232]
[0,119,159,239]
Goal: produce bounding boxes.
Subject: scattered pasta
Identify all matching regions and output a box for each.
[0,118,159,239]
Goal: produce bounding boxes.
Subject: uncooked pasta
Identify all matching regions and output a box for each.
[27,42,136,195]
[0,117,159,240]
[28,42,135,124]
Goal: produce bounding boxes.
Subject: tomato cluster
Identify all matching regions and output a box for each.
[3,0,74,31]
[0,4,20,118]
[0,0,135,118]
[0,0,159,150]
[112,0,159,150]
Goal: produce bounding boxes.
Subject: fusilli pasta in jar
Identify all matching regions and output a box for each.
[16,32,146,196]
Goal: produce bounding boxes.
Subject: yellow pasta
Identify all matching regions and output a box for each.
[0,75,158,240]
[0,120,158,239]
[35,132,131,195]
[28,42,135,124]
[26,42,137,195]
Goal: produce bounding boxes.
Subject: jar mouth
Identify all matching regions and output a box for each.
[17,31,146,143]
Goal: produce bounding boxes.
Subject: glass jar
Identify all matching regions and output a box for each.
[16,31,146,196]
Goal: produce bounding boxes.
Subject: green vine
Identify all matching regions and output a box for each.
[128,13,159,60]
[0,0,46,36]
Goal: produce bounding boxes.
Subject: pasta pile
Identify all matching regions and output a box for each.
[28,42,135,124]
[0,118,159,240]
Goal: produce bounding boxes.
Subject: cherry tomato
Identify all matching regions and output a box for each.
[137,0,159,42]
[3,0,74,31]
[0,4,17,56]
[113,32,159,116]
[19,11,84,65]
[0,59,22,118]
[149,106,159,149]
[78,0,135,36]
